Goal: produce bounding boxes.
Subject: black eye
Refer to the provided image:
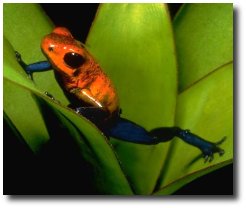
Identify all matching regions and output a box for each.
[64,52,85,69]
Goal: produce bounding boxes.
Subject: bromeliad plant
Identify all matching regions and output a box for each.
[3,3,233,194]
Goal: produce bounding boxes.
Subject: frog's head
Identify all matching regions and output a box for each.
[41,27,89,77]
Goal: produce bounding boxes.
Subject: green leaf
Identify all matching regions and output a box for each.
[3,37,49,152]
[86,3,177,194]
[33,94,133,194]
[155,62,233,193]
[151,4,233,193]
[174,3,233,91]
[153,4,233,194]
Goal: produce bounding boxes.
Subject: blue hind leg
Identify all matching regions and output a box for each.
[107,117,225,162]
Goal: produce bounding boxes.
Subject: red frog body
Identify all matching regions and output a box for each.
[41,27,119,122]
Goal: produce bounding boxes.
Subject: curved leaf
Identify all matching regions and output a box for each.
[86,3,177,194]
[3,37,49,152]
[33,94,133,194]
[174,3,233,91]
[156,63,233,193]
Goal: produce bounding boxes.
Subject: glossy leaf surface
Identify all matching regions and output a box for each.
[86,3,177,194]
[155,63,233,193]
[174,3,233,91]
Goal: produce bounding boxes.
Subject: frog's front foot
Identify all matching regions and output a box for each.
[15,51,52,79]
[15,51,33,79]
[15,51,28,70]
[15,51,22,63]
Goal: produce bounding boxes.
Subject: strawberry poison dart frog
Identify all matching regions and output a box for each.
[15,27,226,162]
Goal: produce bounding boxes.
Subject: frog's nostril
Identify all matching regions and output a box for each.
[48,46,54,52]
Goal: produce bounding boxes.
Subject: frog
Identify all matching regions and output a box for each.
[15,27,226,162]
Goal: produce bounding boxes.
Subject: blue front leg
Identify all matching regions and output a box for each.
[15,51,52,78]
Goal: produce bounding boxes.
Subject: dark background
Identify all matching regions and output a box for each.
[4,3,233,195]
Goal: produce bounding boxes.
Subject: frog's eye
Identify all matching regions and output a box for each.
[64,52,85,69]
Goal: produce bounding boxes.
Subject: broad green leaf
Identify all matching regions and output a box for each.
[174,4,233,91]
[86,3,177,194]
[156,63,233,193]
[33,95,133,194]
[3,37,49,152]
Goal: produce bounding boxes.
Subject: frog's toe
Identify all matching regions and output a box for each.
[214,137,226,155]
[15,51,22,61]
[218,148,225,156]
[204,153,214,163]
[202,136,226,162]
[215,136,227,145]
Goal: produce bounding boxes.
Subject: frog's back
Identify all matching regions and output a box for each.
[41,27,120,115]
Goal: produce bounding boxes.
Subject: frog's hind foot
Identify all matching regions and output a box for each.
[202,136,226,163]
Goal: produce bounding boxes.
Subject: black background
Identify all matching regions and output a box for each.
[4,3,233,195]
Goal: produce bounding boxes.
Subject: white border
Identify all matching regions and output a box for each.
[1,0,245,208]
